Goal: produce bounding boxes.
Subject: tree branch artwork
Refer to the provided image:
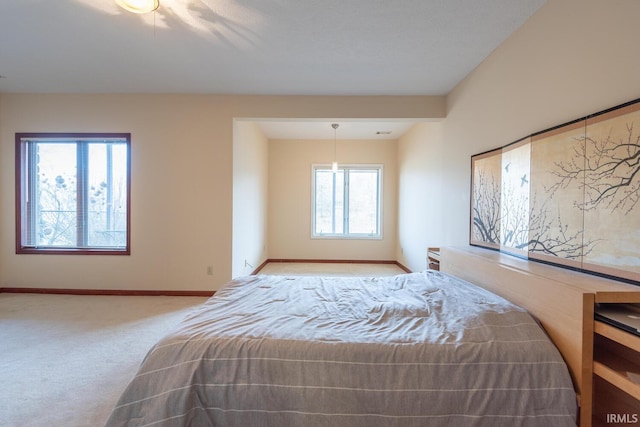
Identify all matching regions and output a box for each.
[472,142,598,259]
[526,193,598,259]
[472,169,501,245]
[551,122,640,214]
[471,100,640,282]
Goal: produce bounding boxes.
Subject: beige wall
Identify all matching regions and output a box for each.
[6,0,637,289]
[397,0,640,265]
[0,97,3,280]
[396,122,444,271]
[0,94,441,290]
[232,120,269,278]
[0,95,234,291]
[268,138,397,260]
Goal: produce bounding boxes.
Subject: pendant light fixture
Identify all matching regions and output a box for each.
[115,0,159,14]
[331,123,339,173]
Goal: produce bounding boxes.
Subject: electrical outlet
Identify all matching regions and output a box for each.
[206,266,213,275]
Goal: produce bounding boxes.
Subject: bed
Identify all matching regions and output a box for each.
[105,268,577,427]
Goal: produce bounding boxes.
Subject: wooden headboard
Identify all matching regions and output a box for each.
[440,246,640,427]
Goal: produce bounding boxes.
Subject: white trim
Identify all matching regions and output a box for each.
[311,163,383,240]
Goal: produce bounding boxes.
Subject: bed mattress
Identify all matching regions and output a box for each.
[105,270,577,426]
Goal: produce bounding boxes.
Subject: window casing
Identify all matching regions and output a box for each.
[312,164,382,239]
[16,133,131,254]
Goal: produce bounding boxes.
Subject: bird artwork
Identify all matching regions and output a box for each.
[504,162,511,173]
[521,174,529,187]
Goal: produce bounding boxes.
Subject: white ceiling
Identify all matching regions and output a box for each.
[252,119,422,140]
[0,0,545,138]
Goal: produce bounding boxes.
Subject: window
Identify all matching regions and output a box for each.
[312,164,382,238]
[16,133,131,254]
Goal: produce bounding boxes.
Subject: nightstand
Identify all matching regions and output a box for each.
[427,247,440,270]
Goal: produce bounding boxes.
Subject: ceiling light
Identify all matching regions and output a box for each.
[115,0,159,14]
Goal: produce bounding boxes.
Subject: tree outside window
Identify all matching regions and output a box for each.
[16,133,131,254]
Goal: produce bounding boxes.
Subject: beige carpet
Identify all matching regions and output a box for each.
[0,263,407,427]
[257,262,406,276]
[0,293,208,427]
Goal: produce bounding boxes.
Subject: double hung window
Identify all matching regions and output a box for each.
[312,164,382,239]
[16,133,131,254]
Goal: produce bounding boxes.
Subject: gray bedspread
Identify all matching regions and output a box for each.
[105,270,577,426]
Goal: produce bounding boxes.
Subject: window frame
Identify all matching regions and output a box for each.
[15,132,132,255]
[311,163,383,240]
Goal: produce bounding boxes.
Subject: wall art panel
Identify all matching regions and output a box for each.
[470,148,502,250]
[529,120,588,269]
[582,103,640,282]
[470,97,640,286]
[499,138,530,257]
